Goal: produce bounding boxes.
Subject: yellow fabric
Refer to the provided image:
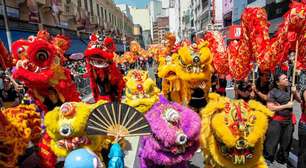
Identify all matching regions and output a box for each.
[200,93,272,168]
[158,40,213,106]
[0,104,41,168]
[123,70,160,113]
[44,100,112,158]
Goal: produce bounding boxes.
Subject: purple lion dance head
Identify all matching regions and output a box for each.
[138,96,201,168]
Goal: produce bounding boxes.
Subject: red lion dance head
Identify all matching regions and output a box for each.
[84,33,125,102]
[11,30,80,112]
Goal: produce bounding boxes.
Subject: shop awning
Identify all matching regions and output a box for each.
[0,29,8,49]
[65,39,87,55]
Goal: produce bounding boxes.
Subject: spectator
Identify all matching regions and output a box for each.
[235,77,253,102]
[211,73,217,92]
[1,76,20,108]
[252,70,272,105]
[216,74,227,96]
[264,73,301,166]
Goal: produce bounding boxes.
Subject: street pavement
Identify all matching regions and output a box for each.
[80,64,302,168]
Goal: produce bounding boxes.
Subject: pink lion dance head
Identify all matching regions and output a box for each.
[138,96,201,168]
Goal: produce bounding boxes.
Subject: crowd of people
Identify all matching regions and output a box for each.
[0,2,305,167]
[0,47,305,168]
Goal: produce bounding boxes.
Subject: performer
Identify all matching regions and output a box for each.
[264,73,301,165]
[84,33,125,102]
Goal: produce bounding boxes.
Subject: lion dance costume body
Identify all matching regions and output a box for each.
[8,30,81,168]
[123,69,160,113]
[43,100,113,167]
[11,30,80,112]
[0,102,41,168]
[158,40,213,111]
[84,33,125,102]
[138,96,201,168]
[200,93,273,168]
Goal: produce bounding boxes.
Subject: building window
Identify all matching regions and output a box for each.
[101,7,104,20]
[77,0,81,7]
[89,0,93,16]
[97,5,100,16]
[84,0,88,10]
[109,13,112,23]
[66,0,71,3]
[105,9,107,21]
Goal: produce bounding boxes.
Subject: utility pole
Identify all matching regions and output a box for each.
[2,0,12,52]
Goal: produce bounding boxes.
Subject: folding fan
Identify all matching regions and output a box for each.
[86,102,151,138]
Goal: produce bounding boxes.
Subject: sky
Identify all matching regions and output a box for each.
[114,0,150,8]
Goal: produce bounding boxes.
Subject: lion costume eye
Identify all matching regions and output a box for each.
[59,124,72,137]
[36,50,49,61]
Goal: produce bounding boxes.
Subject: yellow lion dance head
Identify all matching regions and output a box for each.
[200,93,273,168]
[44,100,112,158]
[123,70,160,113]
[158,40,213,110]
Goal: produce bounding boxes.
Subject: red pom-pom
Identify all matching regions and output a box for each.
[90,34,98,41]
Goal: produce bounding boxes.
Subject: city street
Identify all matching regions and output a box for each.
[81,64,302,168]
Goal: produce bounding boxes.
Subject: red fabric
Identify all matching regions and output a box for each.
[104,37,116,53]
[11,31,80,112]
[301,113,306,123]
[0,41,13,69]
[85,35,124,102]
[86,62,125,102]
[84,48,114,60]
[37,133,57,168]
[272,113,296,124]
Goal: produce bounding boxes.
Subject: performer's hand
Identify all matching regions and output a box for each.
[291,86,297,93]
[286,101,293,108]
[250,91,255,98]
[251,84,257,93]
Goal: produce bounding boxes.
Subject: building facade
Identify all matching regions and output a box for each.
[152,16,169,44]
[133,24,145,48]
[148,0,163,39]
[0,0,134,54]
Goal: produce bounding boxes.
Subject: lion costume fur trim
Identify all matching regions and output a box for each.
[200,93,273,168]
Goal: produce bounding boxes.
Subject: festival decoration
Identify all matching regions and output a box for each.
[86,102,152,168]
[200,93,273,168]
[86,102,151,137]
[206,2,306,79]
